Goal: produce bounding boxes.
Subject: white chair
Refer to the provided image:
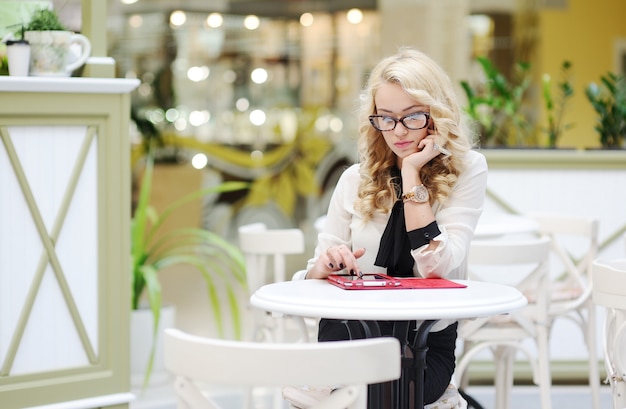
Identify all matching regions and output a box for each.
[238,223,315,409]
[591,259,626,409]
[163,327,401,409]
[526,212,601,409]
[238,222,313,343]
[456,236,553,409]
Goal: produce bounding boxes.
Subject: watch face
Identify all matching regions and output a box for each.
[413,185,429,202]
[402,185,429,203]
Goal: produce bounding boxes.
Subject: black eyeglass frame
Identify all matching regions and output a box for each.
[368,112,431,131]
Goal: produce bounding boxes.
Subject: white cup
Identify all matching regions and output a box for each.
[6,40,31,77]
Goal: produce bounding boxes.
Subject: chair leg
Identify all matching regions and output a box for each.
[504,348,516,409]
[585,304,602,409]
[535,324,553,409]
[610,310,626,409]
[493,346,514,409]
[615,379,626,409]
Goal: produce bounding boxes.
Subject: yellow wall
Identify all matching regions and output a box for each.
[538,0,626,148]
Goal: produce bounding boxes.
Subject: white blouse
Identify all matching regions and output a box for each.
[299,149,488,331]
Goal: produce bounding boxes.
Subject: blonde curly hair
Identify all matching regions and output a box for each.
[354,48,476,221]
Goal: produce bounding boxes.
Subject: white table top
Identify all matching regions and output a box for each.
[474,213,539,239]
[250,279,527,321]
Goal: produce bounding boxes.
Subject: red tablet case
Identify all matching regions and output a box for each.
[327,273,402,290]
[395,277,467,289]
[327,274,466,290]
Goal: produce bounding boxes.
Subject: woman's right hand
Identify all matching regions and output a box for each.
[306,245,366,279]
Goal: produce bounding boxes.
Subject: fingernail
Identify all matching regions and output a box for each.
[329,263,334,268]
[339,263,345,269]
[349,269,355,276]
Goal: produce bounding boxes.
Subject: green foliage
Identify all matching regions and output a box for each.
[8,22,27,41]
[541,60,575,148]
[585,72,626,148]
[131,152,249,387]
[24,8,67,31]
[0,53,8,76]
[461,56,532,147]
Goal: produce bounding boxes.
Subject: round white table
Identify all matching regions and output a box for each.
[251,279,527,409]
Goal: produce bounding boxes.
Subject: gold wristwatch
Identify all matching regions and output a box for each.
[402,185,429,203]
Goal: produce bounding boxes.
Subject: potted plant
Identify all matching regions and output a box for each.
[22,7,91,76]
[460,56,532,147]
[585,72,626,148]
[131,152,249,388]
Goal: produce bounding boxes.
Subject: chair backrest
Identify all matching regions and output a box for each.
[467,236,552,327]
[238,222,305,293]
[163,328,401,409]
[468,235,552,288]
[528,212,599,291]
[591,258,626,311]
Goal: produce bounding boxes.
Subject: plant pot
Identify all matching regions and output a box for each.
[130,305,176,389]
[24,30,91,77]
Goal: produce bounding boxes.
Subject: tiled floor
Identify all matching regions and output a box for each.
[462,384,614,409]
[133,383,616,408]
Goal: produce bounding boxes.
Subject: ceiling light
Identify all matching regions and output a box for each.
[170,10,187,27]
[300,12,314,27]
[244,15,260,30]
[346,8,363,24]
[207,13,223,28]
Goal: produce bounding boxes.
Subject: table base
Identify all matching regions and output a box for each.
[338,319,437,409]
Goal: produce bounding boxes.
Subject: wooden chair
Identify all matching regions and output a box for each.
[591,259,626,409]
[456,236,553,409]
[163,328,401,409]
[238,222,312,343]
[527,212,601,409]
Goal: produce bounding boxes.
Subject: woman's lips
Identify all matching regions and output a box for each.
[395,141,414,149]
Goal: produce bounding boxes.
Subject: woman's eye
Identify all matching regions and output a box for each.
[406,114,423,122]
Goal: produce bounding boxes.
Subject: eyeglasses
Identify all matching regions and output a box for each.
[368,112,430,132]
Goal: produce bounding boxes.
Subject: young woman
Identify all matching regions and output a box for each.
[299,48,488,405]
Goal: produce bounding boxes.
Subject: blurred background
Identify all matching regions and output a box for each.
[2,2,625,401]
[54,0,623,230]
